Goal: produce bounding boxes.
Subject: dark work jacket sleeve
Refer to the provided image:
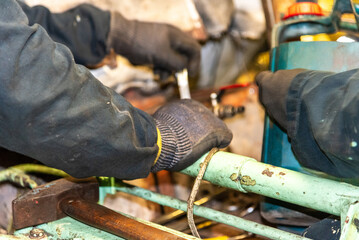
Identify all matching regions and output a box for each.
[0,0,158,180]
[17,1,111,66]
[286,69,359,177]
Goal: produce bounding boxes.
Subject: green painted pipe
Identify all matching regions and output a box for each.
[181,152,359,217]
[111,183,310,240]
[111,151,359,239]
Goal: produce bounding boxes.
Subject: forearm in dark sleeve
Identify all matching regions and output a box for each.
[286,69,359,177]
[17,1,111,66]
[0,0,158,180]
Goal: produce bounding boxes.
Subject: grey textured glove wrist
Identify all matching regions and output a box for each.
[107,12,201,77]
[151,100,233,172]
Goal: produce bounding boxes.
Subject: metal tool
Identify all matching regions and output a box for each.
[12,178,187,240]
[176,69,191,99]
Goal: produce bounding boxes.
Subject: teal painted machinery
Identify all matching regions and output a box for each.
[261,0,359,228]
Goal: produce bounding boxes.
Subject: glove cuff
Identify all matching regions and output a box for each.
[151,113,191,172]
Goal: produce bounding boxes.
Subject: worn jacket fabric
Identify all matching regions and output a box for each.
[0,0,158,179]
[18,1,111,66]
[287,69,359,177]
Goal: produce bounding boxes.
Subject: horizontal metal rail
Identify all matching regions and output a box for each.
[181,152,359,217]
[109,183,310,240]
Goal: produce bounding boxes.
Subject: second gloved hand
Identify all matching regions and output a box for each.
[107,12,201,77]
[151,99,233,172]
[255,69,306,130]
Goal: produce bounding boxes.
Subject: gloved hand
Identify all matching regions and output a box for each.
[255,69,306,130]
[107,12,201,77]
[151,99,232,172]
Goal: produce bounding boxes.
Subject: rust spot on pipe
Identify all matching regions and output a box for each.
[262,168,274,177]
[240,175,256,186]
[230,173,239,181]
[279,172,286,176]
[345,216,350,224]
[276,192,280,196]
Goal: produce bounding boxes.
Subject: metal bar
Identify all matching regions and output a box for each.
[110,183,310,240]
[340,202,359,240]
[261,0,276,45]
[98,176,116,204]
[176,69,191,99]
[154,188,225,225]
[181,152,359,217]
[61,198,189,240]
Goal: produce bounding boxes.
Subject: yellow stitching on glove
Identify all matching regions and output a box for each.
[153,127,162,166]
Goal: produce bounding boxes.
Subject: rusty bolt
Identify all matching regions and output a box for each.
[29,228,46,239]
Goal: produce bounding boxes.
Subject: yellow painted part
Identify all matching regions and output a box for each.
[196,221,213,230]
[318,0,334,14]
[301,33,331,42]
[203,236,229,240]
[236,51,270,85]
[300,32,347,42]
[153,127,162,166]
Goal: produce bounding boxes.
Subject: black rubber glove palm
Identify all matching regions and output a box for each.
[255,69,306,130]
[107,12,201,77]
[152,99,232,172]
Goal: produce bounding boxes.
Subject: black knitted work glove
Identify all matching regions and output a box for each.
[107,12,201,77]
[152,99,232,172]
[255,69,306,130]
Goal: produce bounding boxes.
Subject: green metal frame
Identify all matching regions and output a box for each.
[8,152,359,239]
[110,152,359,240]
